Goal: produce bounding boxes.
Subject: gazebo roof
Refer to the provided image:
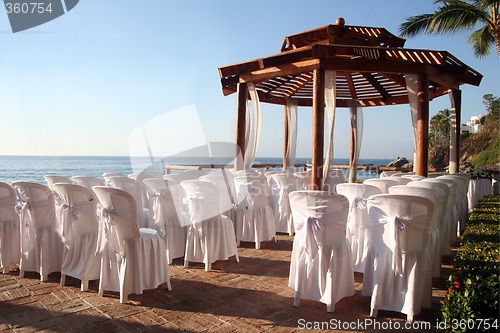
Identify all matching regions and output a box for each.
[219,21,482,108]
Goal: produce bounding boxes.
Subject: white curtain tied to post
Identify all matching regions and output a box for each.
[347,100,363,183]
[405,74,419,173]
[323,70,337,189]
[243,82,262,170]
[284,98,298,171]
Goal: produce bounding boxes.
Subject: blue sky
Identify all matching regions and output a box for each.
[0,0,498,160]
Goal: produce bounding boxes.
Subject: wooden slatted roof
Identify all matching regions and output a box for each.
[219,20,482,108]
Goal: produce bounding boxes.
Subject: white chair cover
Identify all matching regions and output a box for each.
[44,175,73,190]
[0,182,21,273]
[336,183,382,272]
[142,178,186,264]
[438,175,469,235]
[11,182,64,281]
[389,185,441,278]
[323,169,345,193]
[363,178,398,193]
[423,178,458,243]
[380,171,399,178]
[401,174,427,181]
[232,176,275,249]
[52,183,100,291]
[180,180,239,271]
[269,173,298,235]
[265,170,281,216]
[362,194,433,321]
[163,170,203,184]
[106,176,152,229]
[288,190,354,312]
[92,186,171,303]
[388,176,413,185]
[408,180,452,256]
[294,170,311,190]
[199,169,237,223]
[71,176,104,189]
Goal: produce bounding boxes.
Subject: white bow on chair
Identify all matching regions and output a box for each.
[96,204,122,256]
[296,216,325,263]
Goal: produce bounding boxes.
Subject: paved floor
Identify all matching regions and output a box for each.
[0,234,455,332]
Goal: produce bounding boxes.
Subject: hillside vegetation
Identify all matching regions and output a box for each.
[429,94,499,171]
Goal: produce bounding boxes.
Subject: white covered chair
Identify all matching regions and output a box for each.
[288,190,354,313]
[142,178,186,264]
[335,183,382,272]
[11,182,64,281]
[199,169,237,223]
[294,170,311,190]
[408,180,452,256]
[269,173,298,235]
[44,175,73,190]
[180,180,239,271]
[388,176,413,185]
[389,185,441,278]
[106,176,152,229]
[423,178,459,243]
[52,183,101,291]
[323,168,345,193]
[0,182,21,273]
[362,194,434,322]
[92,186,171,303]
[71,176,104,189]
[363,178,398,193]
[232,176,275,249]
[438,175,469,235]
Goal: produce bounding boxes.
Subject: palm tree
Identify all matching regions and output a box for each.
[399,0,500,59]
[430,108,451,147]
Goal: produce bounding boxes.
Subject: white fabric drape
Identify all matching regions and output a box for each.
[405,74,419,172]
[284,98,298,171]
[347,100,363,183]
[244,83,262,170]
[323,70,337,188]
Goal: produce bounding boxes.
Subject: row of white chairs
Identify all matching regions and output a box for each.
[0,180,172,303]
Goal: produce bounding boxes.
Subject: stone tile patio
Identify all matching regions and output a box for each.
[0,234,455,332]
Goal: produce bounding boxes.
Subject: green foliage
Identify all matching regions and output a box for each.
[472,135,500,167]
[399,0,500,58]
[441,195,500,332]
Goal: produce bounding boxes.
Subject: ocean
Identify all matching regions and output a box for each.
[0,155,392,185]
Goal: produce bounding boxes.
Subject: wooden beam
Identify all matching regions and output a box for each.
[311,69,325,190]
[415,73,429,177]
[345,73,358,99]
[449,88,462,174]
[362,72,390,101]
[239,59,320,84]
[235,83,248,171]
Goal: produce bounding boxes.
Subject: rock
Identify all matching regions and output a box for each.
[387,157,409,168]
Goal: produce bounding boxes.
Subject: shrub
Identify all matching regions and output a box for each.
[441,195,500,332]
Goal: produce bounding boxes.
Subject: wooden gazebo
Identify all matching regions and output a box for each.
[218,19,482,189]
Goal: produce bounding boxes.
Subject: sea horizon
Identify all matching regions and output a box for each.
[0,155,395,185]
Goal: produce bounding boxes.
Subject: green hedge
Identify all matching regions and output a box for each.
[441,194,500,332]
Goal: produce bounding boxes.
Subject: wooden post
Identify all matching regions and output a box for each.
[283,105,289,170]
[311,69,325,190]
[415,73,429,177]
[449,89,462,174]
[235,82,248,171]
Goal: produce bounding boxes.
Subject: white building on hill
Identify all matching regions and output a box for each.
[461,115,484,134]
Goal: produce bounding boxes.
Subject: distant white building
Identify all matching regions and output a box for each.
[461,115,484,134]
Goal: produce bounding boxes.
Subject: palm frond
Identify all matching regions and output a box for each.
[399,14,434,36]
[428,2,489,33]
[468,26,495,57]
